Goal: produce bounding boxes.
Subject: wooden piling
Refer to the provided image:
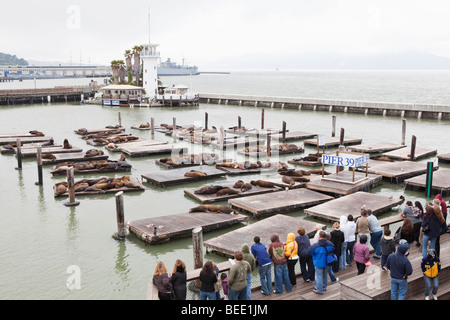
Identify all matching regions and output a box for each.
[261,109,265,129]
[36,145,43,185]
[401,119,406,145]
[151,117,155,135]
[339,128,345,146]
[16,138,22,170]
[118,112,122,127]
[205,112,209,130]
[192,226,203,288]
[64,166,80,207]
[266,133,272,160]
[172,117,176,137]
[114,191,126,240]
[410,135,417,161]
[332,115,336,137]
[282,121,287,142]
[238,116,242,129]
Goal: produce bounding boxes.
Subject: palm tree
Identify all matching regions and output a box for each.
[116,60,126,83]
[124,50,133,84]
[110,60,121,83]
[132,45,143,86]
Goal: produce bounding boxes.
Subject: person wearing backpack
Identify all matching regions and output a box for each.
[421,248,441,300]
[307,231,335,295]
[268,234,292,294]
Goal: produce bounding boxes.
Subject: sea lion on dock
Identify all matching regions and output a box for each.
[74,182,89,192]
[250,180,275,188]
[218,206,236,214]
[84,149,104,158]
[139,123,150,128]
[233,180,245,188]
[216,188,240,196]
[290,176,310,183]
[29,130,44,136]
[282,176,296,187]
[63,139,72,149]
[189,204,220,213]
[54,182,68,196]
[240,183,253,192]
[184,170,207,178]
[194,185,225,195]
[42,154,56,160]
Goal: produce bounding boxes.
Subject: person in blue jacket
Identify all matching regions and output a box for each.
[251,236,272,296]
[307,230,335,295]
[386,244,413,300]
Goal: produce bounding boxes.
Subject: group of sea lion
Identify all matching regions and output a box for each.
[76,126,121,135]
[292,153,322,162]
[216,161,288,171]
[160,153,219,166]
[51,155,130,174]
[194,179,276,198]
[54,176,140,196]
[244,144,304,154]
[84,149,104,158]
[189,204,236,215]
[278,169,331,185]
[79,129,124,140]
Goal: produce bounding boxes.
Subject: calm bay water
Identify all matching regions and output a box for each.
[1,70,449,300]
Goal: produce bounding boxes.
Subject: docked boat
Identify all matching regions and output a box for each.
[157,58,198,76]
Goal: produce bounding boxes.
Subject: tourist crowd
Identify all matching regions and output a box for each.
[152,194,448,301]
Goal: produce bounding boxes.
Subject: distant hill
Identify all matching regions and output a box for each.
[0,52,28,66]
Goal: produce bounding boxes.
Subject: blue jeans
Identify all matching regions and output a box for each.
[246,273,252,300]
[328,265,337,282]
[346,241,355,265]
[422,234,437,259]
[273,264,292,294]
[424,276,439,296]
[228,287,247,300]
[390,278,408,300]
[200,291,217,300]
[370,230,383,256]
[314,266,328,294]
[339,241,347,270]
[258,263,272,295]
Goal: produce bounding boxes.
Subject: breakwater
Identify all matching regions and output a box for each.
[199,93,450,120]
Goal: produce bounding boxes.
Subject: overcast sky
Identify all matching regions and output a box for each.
[2,0,450,69]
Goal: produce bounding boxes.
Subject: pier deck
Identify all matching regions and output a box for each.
[304,136,362,148]
[120,144,186,157]
[382,146,437,161]
[20,146,83,158]
[203,214,325,256]
[0,136,53,146]
[304,191,404,222]
[127,211,249,244]
[41,152,109,165]
[229,188,333,217]
[270,131,317,141]
[364,159,439,182]
[404,168,450,195]
[438,153,450,164]
[347,142,406,154]
[141,166,227,187]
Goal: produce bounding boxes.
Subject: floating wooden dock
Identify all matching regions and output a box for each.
[0,143,61,154]
[41,152,109,165]
[127,211,249,244]
[347,142,406,154]
[229,188,333,217]
[0,136,53,146]
[120,144,186,158]
[0,132,45,139]
[50,160,132,176]
[238,144,304,158]
[74,126,124,135]
[262,174,308,189]
[203,214,325,256]
[141,165,227,187]
[184,182,280,203]
[19,146,83,158]
[212,137,265,149]
[215,162,288,175]
[438,153,450,164]
[304,136,362,148]
[304,191,404,222]
[104,139,167,152]
[305,171,383,196]
[382,146,437,161]
[404,168,450,195]
[270,131,317,141]
[156,153,227,169]
[364,159,439,182]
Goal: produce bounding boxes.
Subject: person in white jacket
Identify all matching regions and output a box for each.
[346,214,357,266]
[339,215,350,270]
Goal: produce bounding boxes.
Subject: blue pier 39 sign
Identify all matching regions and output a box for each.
[321,152,370,168]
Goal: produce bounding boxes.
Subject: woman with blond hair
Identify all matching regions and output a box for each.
[152,261,173,300]
[170,259,187,300]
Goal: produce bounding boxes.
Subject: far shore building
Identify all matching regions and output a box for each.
[101,84,144,107]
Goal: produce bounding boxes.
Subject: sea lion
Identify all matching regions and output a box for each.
[85,186,105,192]
[233,180,245,188]
[139,123,150,128]
[189,205,220,213]
[250,180,275,188]
[85,149,104,158]
[74,182,89,192]
[194,185,225,195]
[240,183,253,192]
[218,206,236,214]
[29,130,44,136]
[184,170,207,178]
[282,175,296,186]
[54,183,68,196]
[290,176,310,183]
[42,154,56,160]
[63,139,72,149]
[216,188,240,196]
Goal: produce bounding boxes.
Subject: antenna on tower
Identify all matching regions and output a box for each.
[148,8,151,44]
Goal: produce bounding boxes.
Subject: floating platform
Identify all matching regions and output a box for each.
[127,211,249,244]
[262,174,309,189]
[104,139,167,152]
[382,146,437,161]
[347,142,406,154]
[19,146,83,158]
[203,214,325,256]
[141,165,227,187]
[215,162,288,175]
[0,143,62,154]
[156,153,230,169]
[184,182,280,203]
[0,136,54,146]
[238,144,304,158]
[0,132,45,139]
[437,153,450,164]
[130,124,164,131]
[120,144,186,158]
[53,176,144,197]
[305,171,383,196]
[304,191,404,222]
[74,126,124,135]
[304,136,362,148]
[41,152,109,165]
[212,137,265,149]
[270,131,317,141]
[229,188,333,217]
[404,168,450,196]
[50,160,132,176]
[364,159,439,182]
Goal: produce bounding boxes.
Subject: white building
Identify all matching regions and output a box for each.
[141,44,160,101]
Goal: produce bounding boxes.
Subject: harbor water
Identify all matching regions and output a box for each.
[1,70,449,299]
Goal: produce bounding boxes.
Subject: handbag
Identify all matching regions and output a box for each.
[422,220,430,234]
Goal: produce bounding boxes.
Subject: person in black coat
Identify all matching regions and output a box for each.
[330,222,344,273]
[170,259,187,300]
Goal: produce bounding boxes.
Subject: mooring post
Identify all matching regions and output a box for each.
[410,135,417,161]
[150,117,155,135]
[172,117,177,137]
[220,126,225,152]
[425,161,434,198]
[401,119,406,145]
[118,112,122,127]
[282,121,287,142]
[205,112,208,130]
[238,116,241,129]
[114,191,126,240]
[192,226,204,288]
[332,115,336,137]
[16,138,22,170]
[339,128,345,147]
[36,145,43,185]
[64,166,80,207]
[266,133,272,160]
[261,109,265,129]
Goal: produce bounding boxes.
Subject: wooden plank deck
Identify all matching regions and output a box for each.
[184,182,281,203]
[74,126,124,135]
[347,142,406,154]
[0,143,62,154]
[0,136,53,146]
[304,191,404,222]
[41,152,109,165]
[438,153,450,164]
[19,146,83,158]
[203,214,325,256]
[127,211,249,244]
[0,132,45,139]
[404,168,450,195]
[261,174,308,189]
[50,160,132,176]
[364,159,439,182]
[270,131,317,141]
[120,144,187,157]
[155,153,228,169]
[382,146,437,161]
[305,171,383,196]
[104,139,167,152]
[141,165,228,187]
[304,136,362,148]
[212,137,265,149]
[238,144,305,158]
[229,188,334,217]
[215,162,289,175]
